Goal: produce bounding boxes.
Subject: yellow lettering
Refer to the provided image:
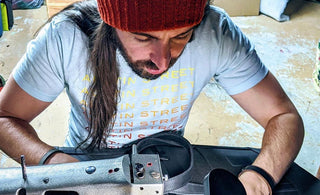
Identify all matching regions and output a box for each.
[171,96,178,104]
[160,119,168,124]
[180,81,187,89]
[151,99,159,105]
[118,77,136,85]
[120,103,135,110]
[160,71,169,79]
[161,85,170,92]
[171,107,179,114]
[171,70,179,78]
[121,113,134,119]
[81,88,88,94]
[142,89,150,96]
[152,86,160,93]
[188,68,195,75]
[189,81,194,88]
[83,75,90,81]
[128,77,136,85]
[118,77,125,85]
[161,98,170,105]
[124,122,133,127]
[150,111,158,117]
[142,79,151,83]
[141,111,148,117]
[161,110,169,116]
[127,90,135,97]
[180,93,189,101]
[114,122,134,127]
[121,90,136,98]
[179,68,187,77]
[171,84,178,92]
[181,104,188,111]
[141,101,149,107]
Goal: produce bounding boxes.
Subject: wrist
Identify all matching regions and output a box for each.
[39,148,64,165]
[239,169,273,195]
[240,165,275,189]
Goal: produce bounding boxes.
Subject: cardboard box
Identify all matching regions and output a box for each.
[212,0,261,17]
[46,0,78,17]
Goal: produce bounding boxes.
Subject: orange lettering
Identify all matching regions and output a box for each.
[161,98,170,105]
[171,116,178,122]
[124,133,132,139]
[171,107,179,114]
[141,101,149,107]
[138,134,146,139]
[140,121,148,126]
[181,104,188,111]
[160,119,169,124]
[141,111,149,117]
[161,110,169,116]
[150,111,158,117]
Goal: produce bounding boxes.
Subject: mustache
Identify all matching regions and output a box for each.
[137,58,178,69]
[136,60,159,70]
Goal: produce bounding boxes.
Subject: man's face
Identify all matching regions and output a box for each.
[115,26,194,80]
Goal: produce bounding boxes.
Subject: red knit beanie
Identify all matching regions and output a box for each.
[97,0,208,32]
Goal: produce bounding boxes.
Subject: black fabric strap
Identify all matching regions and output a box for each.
[242,165,275,189]
[39,148,64,165]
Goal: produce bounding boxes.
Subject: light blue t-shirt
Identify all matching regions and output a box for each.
[13,6,268,148]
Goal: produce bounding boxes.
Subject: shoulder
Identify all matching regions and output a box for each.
[46,15,83,38]
[197,5,240,36]
[187,5,244,58]
[206,5,230,22]
[34,14,89,52]
[194,5,252,52]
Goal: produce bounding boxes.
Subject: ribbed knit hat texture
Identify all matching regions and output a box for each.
[97,0,208,32]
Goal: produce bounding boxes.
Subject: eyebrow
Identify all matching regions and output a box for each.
[132,27,194,40]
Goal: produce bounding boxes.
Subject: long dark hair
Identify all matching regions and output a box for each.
[39,0,120,150]
[84,22,119,150]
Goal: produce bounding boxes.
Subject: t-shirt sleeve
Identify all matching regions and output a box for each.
[213,11,268,95]
[12,20,68,102]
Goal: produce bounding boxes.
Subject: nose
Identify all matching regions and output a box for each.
[150,41,171,72]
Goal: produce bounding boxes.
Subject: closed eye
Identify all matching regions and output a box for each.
[135,36,151,42]
[175,34,191,40]
[173,29,194,40]
[133,33,157,42]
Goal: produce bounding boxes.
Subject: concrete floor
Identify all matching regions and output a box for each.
[0,1,319,177]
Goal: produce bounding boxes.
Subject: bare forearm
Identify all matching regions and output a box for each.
[0,117,54,165]
[253,112,304,183]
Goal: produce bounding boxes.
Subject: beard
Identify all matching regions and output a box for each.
[115,38,179,80]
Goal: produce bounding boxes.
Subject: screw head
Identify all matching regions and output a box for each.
[85,166,96,174]
[43,177,49,184]
[151,171,160,179]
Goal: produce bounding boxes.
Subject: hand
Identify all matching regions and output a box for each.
[44,152,79,165]
[238,170,272,195]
